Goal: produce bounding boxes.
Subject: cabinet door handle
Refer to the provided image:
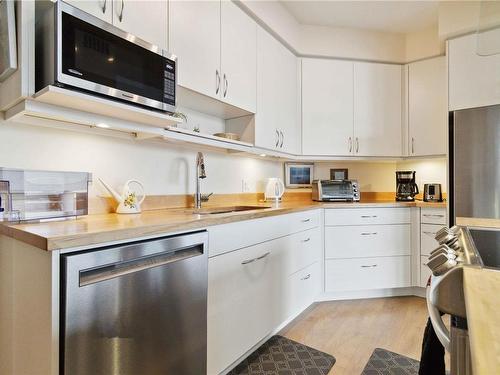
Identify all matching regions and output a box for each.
[356,137,359,153]
[101,0,107,13]
[348,137,352,153]
[280,130,284,148]
[361,232,378,236]
[361,215,377,218]
[411,137,415,154]
[301,218,311,223]
[241,251,270,265]
[302,238,311,243]
[275,129,280,147]
[223,74,228,97]
[117,0,124,21]
[361,264,378,268]
[215,70,220,95]
[423,214,445,218]
[301,274,311,280]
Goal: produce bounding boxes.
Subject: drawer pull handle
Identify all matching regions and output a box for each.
[241,251,270,265]
[301,218,311,223]
[361,215,378,218]
[360,264,378,268]
[360,232,378,236]
[302,238,311,243]
[301,274,311,280]
[423,231,437,236]
[423,214,445,218]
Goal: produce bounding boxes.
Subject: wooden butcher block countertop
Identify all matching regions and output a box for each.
[0,198,445,251]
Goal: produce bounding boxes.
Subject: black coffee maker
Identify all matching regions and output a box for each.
[396,171,419,201]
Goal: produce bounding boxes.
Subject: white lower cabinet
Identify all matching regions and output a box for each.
[284,262,321,318]
[324,207,412,293]
[325,224,410,258]
[207,210,321,374]
[325,256,411,292]
[207,240,279,375]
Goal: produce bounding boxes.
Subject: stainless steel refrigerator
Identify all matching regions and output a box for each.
[450,104,500,224]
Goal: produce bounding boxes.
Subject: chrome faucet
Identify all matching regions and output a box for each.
[194,152,206,209]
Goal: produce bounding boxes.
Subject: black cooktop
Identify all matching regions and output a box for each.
[469,229,500,269]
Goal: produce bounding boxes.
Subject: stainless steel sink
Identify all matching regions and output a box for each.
[191,205,270,215]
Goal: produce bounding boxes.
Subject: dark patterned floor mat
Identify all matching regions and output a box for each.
[228,335,336,375]
[361,348,420,375]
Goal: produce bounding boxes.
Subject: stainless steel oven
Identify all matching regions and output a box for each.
[35,1,177,112]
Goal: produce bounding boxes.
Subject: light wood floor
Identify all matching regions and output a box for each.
[280,296,429,375]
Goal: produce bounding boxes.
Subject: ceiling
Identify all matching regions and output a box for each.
[281,1,440,34]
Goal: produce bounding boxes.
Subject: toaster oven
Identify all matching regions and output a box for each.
[312,180,360,202]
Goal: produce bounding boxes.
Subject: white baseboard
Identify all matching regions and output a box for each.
[317,286,426,301]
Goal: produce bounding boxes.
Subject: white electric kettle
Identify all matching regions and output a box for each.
[264,178,285,202]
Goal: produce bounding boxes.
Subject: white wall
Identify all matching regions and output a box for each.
[0,119,282,198]
[313,158,447,194]
[314,161,397,192]
[240,0,445,63]
[396,158,448,193]
[405,26,444,62]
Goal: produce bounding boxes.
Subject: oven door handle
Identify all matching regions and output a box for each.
[426,285,451,352]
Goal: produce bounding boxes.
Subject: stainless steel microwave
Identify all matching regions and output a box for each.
[35,1,177,112]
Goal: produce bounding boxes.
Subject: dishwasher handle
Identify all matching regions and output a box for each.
[80,245,203,286]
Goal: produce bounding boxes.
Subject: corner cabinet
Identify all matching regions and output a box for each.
[408,56,447,156]
[448,33,500,111]
[301,59,402,157]
[170,0,256,113]
[255,26,299,154]
[301,58,354,156]
[353,62,402,157]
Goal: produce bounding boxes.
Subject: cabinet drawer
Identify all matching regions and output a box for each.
[209,209,320,257]
[325,208,410,226]
[421,224,441,256]
[420,255,432,288]
[284,262,321,317]
[280,227,321,276]
[421,208,447,225]
[325,256,411,292]
[325,224,410,259]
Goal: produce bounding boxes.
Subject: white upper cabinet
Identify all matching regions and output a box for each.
[170,1,221,100]
[220,1,257,112]
[255,26,298,154]
[448,33,500,111]
[64,0,113,23]
[169,1,257,112]
[112,0,168,50]
[408,56,447,156]
[302,59,354,156]
[353,62,402,157]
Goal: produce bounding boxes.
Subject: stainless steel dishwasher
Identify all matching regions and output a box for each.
[60,231,208,375]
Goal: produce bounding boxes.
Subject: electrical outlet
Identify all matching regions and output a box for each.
[241,179,251,193]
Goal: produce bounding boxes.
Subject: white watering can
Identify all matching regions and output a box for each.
[98,178,146,214]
